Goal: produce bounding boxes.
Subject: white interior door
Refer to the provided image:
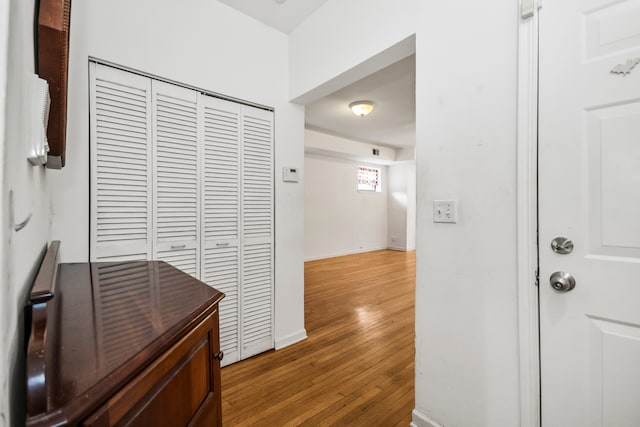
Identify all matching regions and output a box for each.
[539,0,640,425]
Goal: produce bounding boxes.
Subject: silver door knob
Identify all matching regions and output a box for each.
[551,237,574,254]
[549,271,576,292]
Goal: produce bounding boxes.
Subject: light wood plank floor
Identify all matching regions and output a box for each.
[221,249,416,426]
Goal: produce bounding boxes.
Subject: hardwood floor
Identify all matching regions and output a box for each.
[221,249,416,426]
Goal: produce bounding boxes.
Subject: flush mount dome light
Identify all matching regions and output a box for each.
[349,101,375,117]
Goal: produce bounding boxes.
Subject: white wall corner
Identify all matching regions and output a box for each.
[411,409,443,427]
[275,329,307,350]
[395,146,416,162]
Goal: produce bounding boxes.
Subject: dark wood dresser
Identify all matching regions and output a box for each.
[25,242,224,426]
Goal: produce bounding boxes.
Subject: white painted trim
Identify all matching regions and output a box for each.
[0,0,9,422]
[275,329,307,350]
[411,409,443,427]
[517,6,540,427]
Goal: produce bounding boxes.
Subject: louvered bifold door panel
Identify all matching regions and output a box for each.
[242,107,274,241]
[203,245,240,367]
[241,106,274,359]
[200,95,241,365]
[90,63,153,262]
[152,81,200,278]
[241,242,273,358]
[202,96,241,242]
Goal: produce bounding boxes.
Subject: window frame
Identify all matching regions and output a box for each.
[357,165,382,193]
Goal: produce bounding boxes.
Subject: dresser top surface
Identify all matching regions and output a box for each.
[27,260,223,425]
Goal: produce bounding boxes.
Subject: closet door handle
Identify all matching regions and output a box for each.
[216,243,229,247]
[170,244,186,250]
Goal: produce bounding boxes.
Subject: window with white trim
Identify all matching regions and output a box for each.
[357,165,381,192]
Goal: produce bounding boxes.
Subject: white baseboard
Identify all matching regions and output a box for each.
[388,246,416,252]
[304,246,391,262]
[275,329,307,350]
[411,409,442,427]
[388,245,408,251]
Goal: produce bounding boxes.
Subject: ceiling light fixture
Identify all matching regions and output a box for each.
[349,101,375,117]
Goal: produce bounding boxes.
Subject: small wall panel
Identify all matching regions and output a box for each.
[589,316,640,426]
[584,0,640,60]
[587,101,640,258]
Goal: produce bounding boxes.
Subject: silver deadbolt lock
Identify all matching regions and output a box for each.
[550,271,576,293]
[551,237,574,254]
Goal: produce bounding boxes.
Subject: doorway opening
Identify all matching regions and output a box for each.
[302,46,417,425]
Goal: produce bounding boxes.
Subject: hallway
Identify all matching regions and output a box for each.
[222,249,416,426]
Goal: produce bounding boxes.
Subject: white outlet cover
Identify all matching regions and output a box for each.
[282,166,299,182]
[433,200,457,223]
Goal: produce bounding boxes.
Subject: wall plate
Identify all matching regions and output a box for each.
[433,200,457,223]
[282,166,299,182]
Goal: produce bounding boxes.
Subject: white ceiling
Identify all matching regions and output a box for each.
[305,55,416,148]
[219,0,416,149]
[217,0,330,34]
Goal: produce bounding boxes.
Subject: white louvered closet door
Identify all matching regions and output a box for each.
[200,95,242,366]
[90,63,153,262]
[152,81,200,278]
[90,64,275,365]
[241,105,274,360]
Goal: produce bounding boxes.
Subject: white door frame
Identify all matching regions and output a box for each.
[517,2,540,427]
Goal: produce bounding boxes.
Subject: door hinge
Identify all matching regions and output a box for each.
[535,268,540,287]
[521,0,541,19]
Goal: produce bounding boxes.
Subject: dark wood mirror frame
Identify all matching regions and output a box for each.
[37,0,71,169]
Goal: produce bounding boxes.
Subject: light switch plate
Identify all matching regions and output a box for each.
[433,200,457,223]
[282,166,299,182]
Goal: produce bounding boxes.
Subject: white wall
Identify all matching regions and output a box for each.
[51,0,306,352]
[406,163,416,251]
[291,1,521,426]
[305,128,396,164]
[305,151,388,261]
[289,0,419,103]
[415,4,519,425]
[1,0,53,425]
[388,165,407,250]
[388,163,416,251]
[304,129,414,260]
